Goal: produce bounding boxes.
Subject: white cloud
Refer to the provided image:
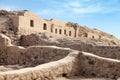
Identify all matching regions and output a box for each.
[36,0,120,19]
[72,5,103,14]
[64,0,120,14]
[37,9,64,16]
[0,5,18,11]
[67,1,82,8]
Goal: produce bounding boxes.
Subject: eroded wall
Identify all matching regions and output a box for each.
[0,34,79,79]
[0,33,120,80]
[1,46,70,66]
[67,44,120,60]
[19,34,120,60]
[78,26,117,40]
[0,47,120,80]
[13,11,76,38]
[0,50,79,80]
[49,19,76,38]
[78,52,120,79]
[0,33,70,66]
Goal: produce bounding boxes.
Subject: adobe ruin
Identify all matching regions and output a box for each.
[0,10,120,80]
[11,10,117,41]
[0,33,120,80]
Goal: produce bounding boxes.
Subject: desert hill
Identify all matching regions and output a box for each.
[0,10,120,80]
[0,10,120,46]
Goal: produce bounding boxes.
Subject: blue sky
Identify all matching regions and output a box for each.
[0,0,120,39]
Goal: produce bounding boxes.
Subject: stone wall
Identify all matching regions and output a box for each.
[0,34,79,79]
[19,34,120,60]
[0,33,120,79]
[78,26,117,41]
[0,33,70,66]
[78,52,120,79]
[0,48,120,80]
[12,11,76,38]
[10,10,119,41]
[0,10,119,41]
[0,50,79,80]
[67,44,120,60]
[1,46,70,66]
[50,19,76,38]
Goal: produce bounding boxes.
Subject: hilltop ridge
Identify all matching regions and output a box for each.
[0,10,120,46]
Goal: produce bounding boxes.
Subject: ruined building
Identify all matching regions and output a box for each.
[11,10,116,41]
[0,10,120,80]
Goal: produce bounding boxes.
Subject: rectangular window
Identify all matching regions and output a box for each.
[51,27,53,32]
[64,30,66,35]
[30,20,34,27]
[51,24,54,32]
[59,29,62,34]
[69,31,71,36]
[55,29,57,33]
[43,23,47,30]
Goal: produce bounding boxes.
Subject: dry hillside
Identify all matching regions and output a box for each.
[0,10,120,46]
[0,10,120,80]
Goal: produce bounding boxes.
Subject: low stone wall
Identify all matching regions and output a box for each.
[0,33,70,66]
[19,34,120,60]
[67,44,120,60]
[0,34,78,79]
[0,33,120,80]
[0,46,70,66]
[0,48,120,80]
[0,49,79,80]
[78,52,120,79]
